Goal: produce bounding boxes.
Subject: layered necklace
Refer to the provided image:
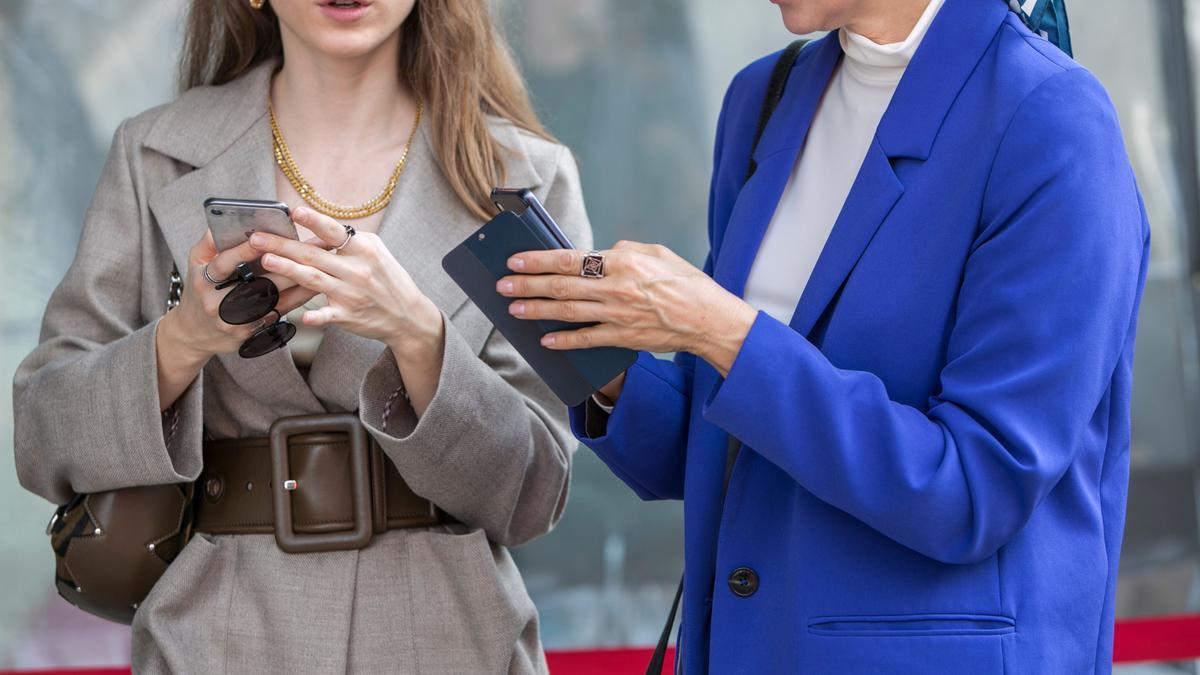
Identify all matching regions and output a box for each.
[269,101,423,221]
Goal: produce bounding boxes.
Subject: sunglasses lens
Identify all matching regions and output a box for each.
[218,277,279,325]
[238,320,297,359]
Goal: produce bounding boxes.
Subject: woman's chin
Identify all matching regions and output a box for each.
[779,15,815,35]
[776,4,832,36]
[306,31,393,61]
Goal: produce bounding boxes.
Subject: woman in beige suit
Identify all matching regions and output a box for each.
[13,0,588,672]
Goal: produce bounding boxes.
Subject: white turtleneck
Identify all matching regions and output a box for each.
[742,0,944,325]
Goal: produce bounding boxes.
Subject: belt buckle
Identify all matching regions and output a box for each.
[269,413,373,553]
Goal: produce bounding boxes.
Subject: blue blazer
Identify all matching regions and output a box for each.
[571,0,1150,672]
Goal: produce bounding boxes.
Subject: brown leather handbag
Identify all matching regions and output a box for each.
[47,483,195,624]
[45,265,194,625]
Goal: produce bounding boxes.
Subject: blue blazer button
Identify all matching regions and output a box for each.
[728,567,759,597]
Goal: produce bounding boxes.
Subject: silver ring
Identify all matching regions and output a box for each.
[203,263,231,285]
[581,251,605,279]
[333,224,356,252]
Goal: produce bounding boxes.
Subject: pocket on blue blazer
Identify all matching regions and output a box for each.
[807,613,1015,637]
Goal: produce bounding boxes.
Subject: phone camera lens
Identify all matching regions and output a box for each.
[210,209,224,216]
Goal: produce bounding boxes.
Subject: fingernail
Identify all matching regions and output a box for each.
[510,302,525,316]
[541,335,555,347]
[292,207,306,221]
[261,253,276,267]
[497,280,514,294]
[250,233,267,247]
[508,256,525,271]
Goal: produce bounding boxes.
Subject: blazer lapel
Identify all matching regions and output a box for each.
[783,0,1010,337]
[713,34,841,298]
[146,64,323,415]
[787,142,902,336]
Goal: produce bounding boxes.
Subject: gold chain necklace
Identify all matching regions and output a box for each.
[269,101,423,221]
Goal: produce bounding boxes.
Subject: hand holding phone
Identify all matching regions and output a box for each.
[196,198,307,357]
[441,188,637,406]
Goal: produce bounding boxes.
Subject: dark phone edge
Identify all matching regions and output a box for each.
[490,188,573,249]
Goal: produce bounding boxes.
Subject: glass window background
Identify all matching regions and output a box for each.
[0,1,1197,670]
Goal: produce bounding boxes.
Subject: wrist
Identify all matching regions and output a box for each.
[387,299,445,363]
[597,373,626,403]
[157,311,210,367]
[694,294,757,376]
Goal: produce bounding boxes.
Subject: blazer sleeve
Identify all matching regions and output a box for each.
[568,352,694,501]
[13,120,204,505]
[357,145,586,548]
[702,68,1148,564]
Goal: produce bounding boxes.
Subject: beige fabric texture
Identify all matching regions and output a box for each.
[12,61,592,674]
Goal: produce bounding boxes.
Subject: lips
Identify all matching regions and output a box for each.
[319,0,371,22]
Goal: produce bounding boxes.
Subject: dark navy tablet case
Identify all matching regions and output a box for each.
[442,209,637,407]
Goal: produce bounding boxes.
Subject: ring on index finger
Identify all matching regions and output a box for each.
[580,251,605,279]
[333,224,356,253]
[204,262,234,285]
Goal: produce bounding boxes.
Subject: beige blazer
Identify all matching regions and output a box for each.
[12,62,591,674]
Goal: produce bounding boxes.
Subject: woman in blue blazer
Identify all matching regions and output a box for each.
[500,0,1148,671]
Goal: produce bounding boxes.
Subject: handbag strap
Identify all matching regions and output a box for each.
[645,39,809,675]
[744,39,810,184]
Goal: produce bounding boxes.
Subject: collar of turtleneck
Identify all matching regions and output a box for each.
[838,0,946,86]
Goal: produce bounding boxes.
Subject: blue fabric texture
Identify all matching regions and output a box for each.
[570,0,1149,672]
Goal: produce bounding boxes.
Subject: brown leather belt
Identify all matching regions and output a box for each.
[194,413,447,553]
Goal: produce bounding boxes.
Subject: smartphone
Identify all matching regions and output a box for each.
[491,188,574,249]
[204,198,298,252]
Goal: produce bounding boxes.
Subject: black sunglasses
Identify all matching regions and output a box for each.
[214,263,297,358]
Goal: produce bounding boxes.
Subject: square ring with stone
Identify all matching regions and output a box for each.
[581,252,606,279]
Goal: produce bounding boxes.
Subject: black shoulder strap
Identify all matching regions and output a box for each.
[645,578,684,675]
[645,42,812,675]
[643,444,747,675]
[744,39,809,184]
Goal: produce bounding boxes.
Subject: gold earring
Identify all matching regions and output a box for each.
[250,0,264,9]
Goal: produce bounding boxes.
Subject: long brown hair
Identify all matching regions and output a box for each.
[178,0,553,220]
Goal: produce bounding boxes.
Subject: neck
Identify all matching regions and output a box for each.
[844,0,931,44]
[271,30,416,153]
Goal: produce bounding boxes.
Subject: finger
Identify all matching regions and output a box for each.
[249,310,284,333]
[260,253,345,295]
[199,242,296,293]
[496,273,608,301]
[292,206,351,248]
[508,299,609,323]
[506,248,587,275]
[302,305,340,327]
[539,325,620,350]
[248,232,356,279]
[275,286,319,315]
[205,238,263,280]
[189,230,220,266]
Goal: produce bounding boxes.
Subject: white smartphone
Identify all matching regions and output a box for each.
[204,198,298,251]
